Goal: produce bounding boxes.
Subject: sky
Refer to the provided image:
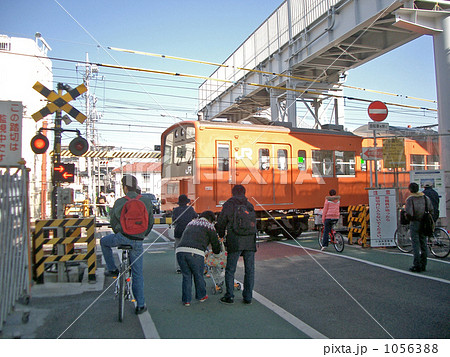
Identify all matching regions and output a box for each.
[1,0,438,151]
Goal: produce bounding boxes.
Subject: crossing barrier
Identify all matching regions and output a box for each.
[0,166,31,332]
[347,205,370,247]
[33,217,96,283]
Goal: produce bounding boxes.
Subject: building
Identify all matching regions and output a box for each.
[112,162,161,198]
[0,33,53,219]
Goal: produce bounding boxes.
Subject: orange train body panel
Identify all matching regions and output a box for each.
[160,121,439,215]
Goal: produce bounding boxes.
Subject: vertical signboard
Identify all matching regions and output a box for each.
[0,101,23,166]
[368,189,397,247]
[410,170,447,218]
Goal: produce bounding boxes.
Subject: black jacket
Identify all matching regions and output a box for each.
[216,194,257,253]
[172,204,198,238]
[423,187,440,221]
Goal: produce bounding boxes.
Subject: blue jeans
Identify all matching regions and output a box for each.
[323,219,338,247]
[410,221,427,269]
[176,252,207,303]
[100,232,145,307]
[224,250,255,302]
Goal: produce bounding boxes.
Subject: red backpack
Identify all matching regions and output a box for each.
[120,195,149,237]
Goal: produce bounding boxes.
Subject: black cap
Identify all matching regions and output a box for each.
[122,175,138,190]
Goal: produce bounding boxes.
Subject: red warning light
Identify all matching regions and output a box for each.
[31,133,49,154]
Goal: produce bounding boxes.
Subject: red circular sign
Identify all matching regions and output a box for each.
[368,101,388,122]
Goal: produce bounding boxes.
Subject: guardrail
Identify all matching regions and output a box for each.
[0,166,31,332]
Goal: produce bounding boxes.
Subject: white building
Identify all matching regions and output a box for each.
[0,33,53,219]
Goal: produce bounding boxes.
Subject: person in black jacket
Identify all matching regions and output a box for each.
[423,183,440,222]
[176,211,221,306]
[405,182,434,273]
[216,184,257,305]
[172,195,198,273]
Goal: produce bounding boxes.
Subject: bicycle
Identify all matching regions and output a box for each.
[394,224,450,258]
[114,244,134,322]
[318,222,345,252]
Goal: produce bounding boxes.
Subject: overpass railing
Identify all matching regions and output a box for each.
[199,0,340,109]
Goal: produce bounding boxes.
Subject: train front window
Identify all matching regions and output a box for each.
[259,148,270,170]
[218,144,230,171]
[277,149,288,171]
[297,150,306,171]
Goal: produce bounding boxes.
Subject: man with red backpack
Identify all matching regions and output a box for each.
[100,175,154,314]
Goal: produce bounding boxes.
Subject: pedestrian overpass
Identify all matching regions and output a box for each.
[198,0,449,128]
[198,0,450,221]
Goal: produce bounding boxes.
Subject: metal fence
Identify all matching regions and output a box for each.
[0,166,30,331]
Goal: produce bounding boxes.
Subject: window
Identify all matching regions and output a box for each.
[277,149,288,171]
[259,148,270,170]
[335,151,355,176]
[410,154,425,171]
[312,150,333,177]
[218,144,229,172]
[426,155,439,170]
[297,150,306,171]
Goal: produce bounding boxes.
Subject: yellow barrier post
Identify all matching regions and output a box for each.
[347,205,370,247]
[33,217,96,283]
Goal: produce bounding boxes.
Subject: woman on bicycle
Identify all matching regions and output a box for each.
[321,189,340,251]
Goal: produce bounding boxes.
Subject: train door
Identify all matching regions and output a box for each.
[214,141,232,206]
[273,144,293,205]
[255,144,274,205]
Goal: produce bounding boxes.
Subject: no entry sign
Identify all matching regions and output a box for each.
[368,101,388,122]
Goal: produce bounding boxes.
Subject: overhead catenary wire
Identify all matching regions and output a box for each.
[4,50,438,114]
[108,46,438,105]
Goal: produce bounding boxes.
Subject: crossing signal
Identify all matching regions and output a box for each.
[69,136,89,156]
[53,163,75,183]
[31,133,49,154]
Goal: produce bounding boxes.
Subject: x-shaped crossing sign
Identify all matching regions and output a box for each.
[31,82,87,123]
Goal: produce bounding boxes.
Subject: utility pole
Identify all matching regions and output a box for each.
[78,53,101,207]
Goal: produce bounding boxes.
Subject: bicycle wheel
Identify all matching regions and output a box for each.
[395,225,413,253]
[318,227,324,247]
[118,265,125,322]
[333,232,344,252]
[429,227,450,258]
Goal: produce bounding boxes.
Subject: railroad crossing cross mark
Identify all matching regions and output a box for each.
[31,81,87,123]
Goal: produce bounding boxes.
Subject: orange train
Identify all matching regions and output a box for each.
[160,121,439,237]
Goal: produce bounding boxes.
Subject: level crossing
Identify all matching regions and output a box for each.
[3,222,449,341]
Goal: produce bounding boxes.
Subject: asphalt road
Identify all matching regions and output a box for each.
[1,226,449,342]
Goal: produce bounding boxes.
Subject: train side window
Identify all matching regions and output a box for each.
[297,150,306,171]
[335,151,355,176]
[277,149,288,171]
[410,154,425,171]
[312,150,333,177]
[426,155,439,170]
[218,144,230,172]
[259,148,270,170]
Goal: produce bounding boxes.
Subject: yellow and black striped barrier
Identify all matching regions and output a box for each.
[154,217,173,225]
[347,205,370,247]
[33,217,96,283]
[258,214,308,221]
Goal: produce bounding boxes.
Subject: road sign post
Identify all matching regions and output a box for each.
[367,101,388,188]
